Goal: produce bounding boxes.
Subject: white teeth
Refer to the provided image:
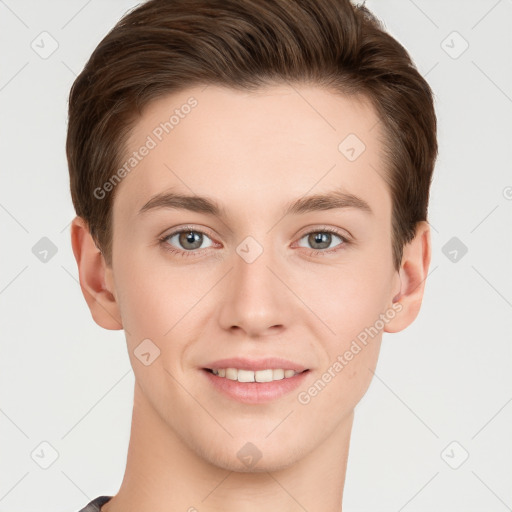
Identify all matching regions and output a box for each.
[255,369,273,382]
[210,367,301,382]
[237,369,255,382]
[272,369,285,380]
[225,368,237,380]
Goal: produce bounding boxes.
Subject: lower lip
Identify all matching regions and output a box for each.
[202,369,310,404]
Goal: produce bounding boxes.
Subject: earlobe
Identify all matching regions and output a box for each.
[70,216,123,330]
[384,221,431,333]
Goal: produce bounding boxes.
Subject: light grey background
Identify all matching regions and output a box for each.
[1,1,511,511]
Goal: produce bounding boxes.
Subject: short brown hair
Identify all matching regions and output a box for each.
[66,0,437,270]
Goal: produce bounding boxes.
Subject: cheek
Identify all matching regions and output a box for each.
[297,338,381,428]
[114,247,185,324]
[296,268,388,416]
[113,249,222,365]
[305,259,392,342]
[116,266,164,330]
[303,250,393,396]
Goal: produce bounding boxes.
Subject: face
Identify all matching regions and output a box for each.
[107,84,401,471]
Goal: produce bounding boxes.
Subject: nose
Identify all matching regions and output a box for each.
[217,239,292,338]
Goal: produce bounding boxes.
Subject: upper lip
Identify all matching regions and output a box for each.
[204,357,308,372]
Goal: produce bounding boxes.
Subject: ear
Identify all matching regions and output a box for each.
[70,216,123,330]
[384,220,431,333]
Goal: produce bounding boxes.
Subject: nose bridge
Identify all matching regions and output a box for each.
[219,233,289,335]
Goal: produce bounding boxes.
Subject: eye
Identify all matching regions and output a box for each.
[297,228,348,253]
[159,225,350,258]
[160,227,214,255]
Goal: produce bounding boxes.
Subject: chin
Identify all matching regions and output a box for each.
[213,454,300,474]
[203,439,304,473]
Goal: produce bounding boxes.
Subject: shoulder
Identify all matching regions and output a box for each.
[77,496,112,512]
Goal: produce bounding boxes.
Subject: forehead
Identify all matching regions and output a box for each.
[114,83,390,221]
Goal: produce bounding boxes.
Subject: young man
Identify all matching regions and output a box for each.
[68,0,437,510]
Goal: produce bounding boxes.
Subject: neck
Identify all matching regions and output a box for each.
[102,383,353,512]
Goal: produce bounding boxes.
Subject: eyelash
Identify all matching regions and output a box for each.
[158,225,350,258]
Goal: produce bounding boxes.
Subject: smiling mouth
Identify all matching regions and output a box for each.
[204,368,309,383]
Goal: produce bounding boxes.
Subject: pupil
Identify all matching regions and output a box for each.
[310,232,330,249]
[180,231,202,249]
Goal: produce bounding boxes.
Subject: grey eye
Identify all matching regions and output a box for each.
[166,230,214,251]
[298,231,344,250]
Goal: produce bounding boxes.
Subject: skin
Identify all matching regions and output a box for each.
[71,84,431,512]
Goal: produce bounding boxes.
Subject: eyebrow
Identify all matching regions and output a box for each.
[138,187,373,218]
